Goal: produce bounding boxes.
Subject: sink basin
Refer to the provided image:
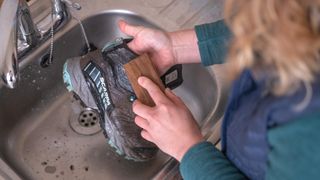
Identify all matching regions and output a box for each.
[0,10,220,180]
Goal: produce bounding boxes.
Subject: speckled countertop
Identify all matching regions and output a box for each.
[30,0,224,31]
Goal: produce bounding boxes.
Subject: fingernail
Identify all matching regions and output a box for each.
[138,76,144,85]
[132,100,137,107]
[132,105,137,114]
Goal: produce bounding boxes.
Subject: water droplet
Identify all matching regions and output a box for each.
[129,95,137,102]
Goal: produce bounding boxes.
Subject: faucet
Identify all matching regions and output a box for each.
[0,0,69,89]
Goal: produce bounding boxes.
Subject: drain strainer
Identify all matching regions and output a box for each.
[79,110,99,127]
[69,108,102,135]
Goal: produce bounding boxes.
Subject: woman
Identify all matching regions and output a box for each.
[119,0,320,179]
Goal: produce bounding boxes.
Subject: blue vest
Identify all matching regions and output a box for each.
[221,69,320,179]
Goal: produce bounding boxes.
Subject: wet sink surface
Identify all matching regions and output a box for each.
[0,11,218,180]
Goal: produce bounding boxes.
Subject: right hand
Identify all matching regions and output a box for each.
[133,76,204,161]
[119,20,177,75]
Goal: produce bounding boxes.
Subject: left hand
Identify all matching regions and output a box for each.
[133,76,204,161]
[119,20,176,75]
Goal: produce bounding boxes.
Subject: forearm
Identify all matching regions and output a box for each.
[169,20,232,67]
[180,142,247,180]
[169,29,201,65]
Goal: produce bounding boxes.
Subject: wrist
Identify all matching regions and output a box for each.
[168,29,201,65]
[175,136,204,162]
[168,32,179,66]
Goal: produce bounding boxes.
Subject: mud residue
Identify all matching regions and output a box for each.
[44,166,57,174]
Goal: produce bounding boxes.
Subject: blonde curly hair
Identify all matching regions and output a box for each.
[225,0,320,95]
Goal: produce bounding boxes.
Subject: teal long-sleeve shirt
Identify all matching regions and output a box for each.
[179,20,320,180]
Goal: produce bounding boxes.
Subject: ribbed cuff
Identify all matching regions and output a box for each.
[179,141,246,180]
[180,141,218,178]
[195,20,232,66]
[195,20,229,41]
[197,38,228,66]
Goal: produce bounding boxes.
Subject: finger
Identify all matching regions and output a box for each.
[134,116,149,130]
[141,129,153,142]
[127,42,142,55]
[118,20,143,54]
[118,20,143,37]
[138,76,169,105]
[133,100,154,119]
[164,88,184,105]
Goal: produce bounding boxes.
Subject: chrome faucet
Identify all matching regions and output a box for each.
[0,0,69,88]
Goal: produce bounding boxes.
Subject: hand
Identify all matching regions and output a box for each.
[133,76,204,161]
[119,20,177,75]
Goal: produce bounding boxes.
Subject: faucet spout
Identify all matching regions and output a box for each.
[0,0,70,89]
[0,0,19,89]
[17,0,40,57]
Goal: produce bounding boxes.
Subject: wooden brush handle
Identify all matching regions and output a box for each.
[124,54,165,107]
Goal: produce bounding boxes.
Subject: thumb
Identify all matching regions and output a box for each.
[118,20,143,37]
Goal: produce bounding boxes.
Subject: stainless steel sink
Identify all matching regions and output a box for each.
[0,8,225,180]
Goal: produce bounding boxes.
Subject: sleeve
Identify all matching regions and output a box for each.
[195,20,232,66]
[180,141,247,180]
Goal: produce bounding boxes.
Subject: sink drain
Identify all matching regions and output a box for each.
[69,108,102,135]
[79,110,99,127]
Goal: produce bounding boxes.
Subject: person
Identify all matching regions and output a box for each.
[119,0,320,179]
